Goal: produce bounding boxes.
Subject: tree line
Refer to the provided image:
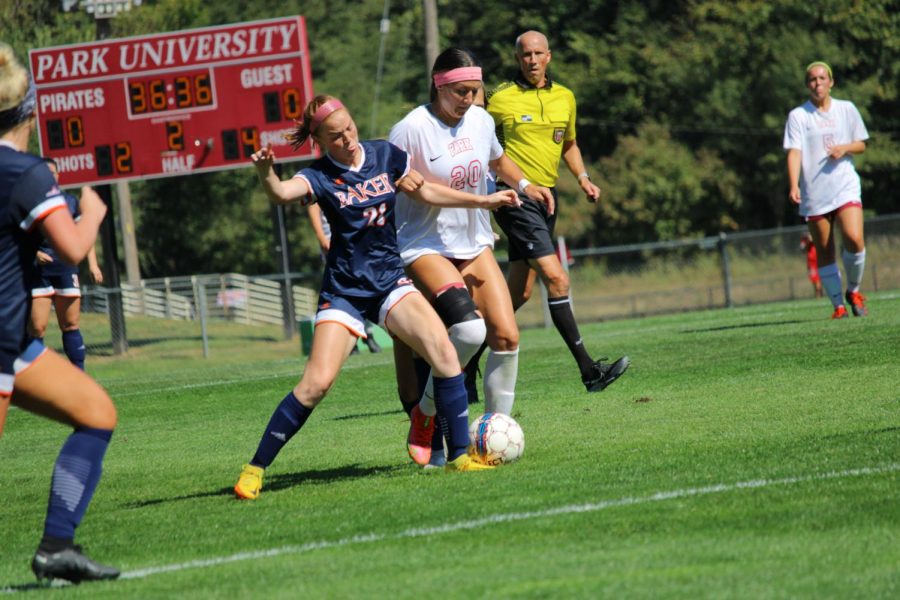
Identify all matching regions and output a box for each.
[4,0,898,277]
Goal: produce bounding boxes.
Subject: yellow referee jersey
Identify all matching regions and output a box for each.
[487,76,577,187]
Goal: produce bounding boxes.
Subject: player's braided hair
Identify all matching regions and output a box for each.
[285,94,338,150]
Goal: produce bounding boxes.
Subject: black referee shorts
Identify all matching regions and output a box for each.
[493,187,558,262]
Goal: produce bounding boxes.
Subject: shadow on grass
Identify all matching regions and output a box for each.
[680,319,806,333]
[331,408,404,421]
[85,334,281,356]
[123,463,402,509]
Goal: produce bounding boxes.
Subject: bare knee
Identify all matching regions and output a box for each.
[545,270,570,297]
[427,337,462,378]
[81,392,117,430]
[293,373,335,408]
[487,324,519,352]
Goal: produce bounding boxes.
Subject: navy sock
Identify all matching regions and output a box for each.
[432,374,469,460]
[62,329,86,370]
[548,296,594,377]
[43,427,113,541]
[250,391,313,468]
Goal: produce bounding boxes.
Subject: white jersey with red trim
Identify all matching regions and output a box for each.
[390,104,503,265]
[783,98,869,217]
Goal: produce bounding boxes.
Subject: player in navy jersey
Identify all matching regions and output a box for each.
[28,157,103,370]
[234,94,522,499]
[0,43,119,584]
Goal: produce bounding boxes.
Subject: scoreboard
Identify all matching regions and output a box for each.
[29,16,317,187]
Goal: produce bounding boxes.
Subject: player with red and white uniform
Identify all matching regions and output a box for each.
[784,61,870,318]
[390,48,554,467]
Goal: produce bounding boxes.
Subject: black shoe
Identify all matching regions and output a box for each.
[365,336,382,353]
[464,361,480,405]
[349,344,360,355]
[583,356,630,392]
[32,545,120,584]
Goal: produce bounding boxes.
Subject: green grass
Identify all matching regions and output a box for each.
[2,294,899,598]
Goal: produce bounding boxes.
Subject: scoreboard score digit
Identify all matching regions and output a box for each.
[29,16,316,187]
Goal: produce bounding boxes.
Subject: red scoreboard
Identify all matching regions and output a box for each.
[29,16,317,187]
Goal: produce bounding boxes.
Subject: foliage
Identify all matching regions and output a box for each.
[7,0,899,276]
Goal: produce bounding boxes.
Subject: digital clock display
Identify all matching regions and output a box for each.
[30,16,316,187]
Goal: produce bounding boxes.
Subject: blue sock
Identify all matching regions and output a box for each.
[43,428,113,542]
[62,329,86,370]
[251,391,313,468]
[432,374,469,461]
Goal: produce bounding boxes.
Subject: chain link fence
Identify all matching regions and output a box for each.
[66,214,899,359]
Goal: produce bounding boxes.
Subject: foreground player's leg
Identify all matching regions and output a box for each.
[13,347,119,584]
[483,349,519,415]
[235,323,354,499]
[387,293,492,472]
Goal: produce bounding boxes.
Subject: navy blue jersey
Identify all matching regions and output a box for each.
[36,191,79,276]
[0,141,67,379]
[295,140,411,298]
[37,192,78,255]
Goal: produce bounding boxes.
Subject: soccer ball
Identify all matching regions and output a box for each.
[468,412,524,466]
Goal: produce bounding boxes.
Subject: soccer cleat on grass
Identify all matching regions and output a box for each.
[845,291,868,316]
[32,545,120,584]
[583,356,630,392]
[831,305,849,320]
[234,464,265,500]
[445,453,495,472]
[423,449,447,470]
[407,404,435,466]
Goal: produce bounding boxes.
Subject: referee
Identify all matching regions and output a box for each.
[486,30,629,392]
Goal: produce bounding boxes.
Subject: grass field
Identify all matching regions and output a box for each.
[2,294,898,598]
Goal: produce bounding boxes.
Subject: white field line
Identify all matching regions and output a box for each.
[115,463,898,581]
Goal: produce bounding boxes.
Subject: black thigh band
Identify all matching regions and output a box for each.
[432,286,480,328]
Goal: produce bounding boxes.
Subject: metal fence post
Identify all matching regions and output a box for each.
[198,280,210,359]
[718,232,733,308]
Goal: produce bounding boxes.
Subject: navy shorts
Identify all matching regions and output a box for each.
[32,264,81,298]
[493,187,559,262]
[316,279,419,338]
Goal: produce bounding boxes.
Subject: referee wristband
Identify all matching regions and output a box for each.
[578,172,590,181]
[517,178,531,194]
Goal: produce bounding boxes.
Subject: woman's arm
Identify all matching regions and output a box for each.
[828,140,866,160]
[397,169,520,210]
[787,148,802,205]
[251,144,310,204]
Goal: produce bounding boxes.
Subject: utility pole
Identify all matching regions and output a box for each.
[92,3,130,354]
[423,0,439,78]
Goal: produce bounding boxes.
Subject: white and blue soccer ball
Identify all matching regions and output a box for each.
[468,412,524,466]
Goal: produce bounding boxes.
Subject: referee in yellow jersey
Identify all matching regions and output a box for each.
[486,30,629,392]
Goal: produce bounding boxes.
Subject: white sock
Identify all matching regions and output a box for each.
[841,248,866,293]
[419,318,486,417]
[818,262,844,308]
[484,348,519,415]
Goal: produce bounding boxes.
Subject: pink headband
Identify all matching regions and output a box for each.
[310,99,345,131]
[432,66,483,87]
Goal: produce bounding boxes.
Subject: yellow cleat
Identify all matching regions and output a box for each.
[234,464,265,500]
[445,453,495,472]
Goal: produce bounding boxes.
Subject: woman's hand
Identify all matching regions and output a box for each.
[482,189,522,210]
[251,144,276,172]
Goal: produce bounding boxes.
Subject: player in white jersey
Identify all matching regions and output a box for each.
[784,61,870,319]
[390,48,553,467]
